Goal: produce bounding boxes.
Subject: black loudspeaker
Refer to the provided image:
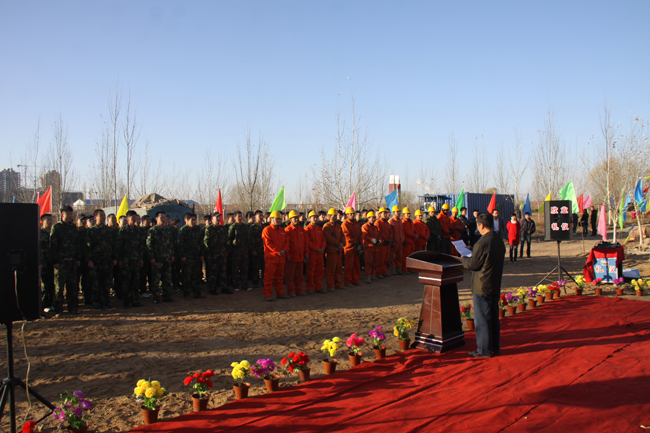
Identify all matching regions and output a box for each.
[0,203,41,323]
[544,200,573,241]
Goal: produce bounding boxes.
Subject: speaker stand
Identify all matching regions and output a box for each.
[0,321,55,430]
[535,241,576,294]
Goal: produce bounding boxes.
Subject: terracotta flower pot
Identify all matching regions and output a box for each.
[576,288,583,296]
[466,318,475,331]
[517,303,527,313]
[545,292,553,301]
[348,352,362,367]
[141,406,160,425]
[67,426,88,433]
[616,288,624,296]
[499,309,505,320]
[192,393,209,412]
[595,288,602,296]
[536,295,545,305]
[233,382,250,400]
[373,345,387,360]
[264,375,280,392]
[637,289,644,297]
[554,290,560,299]
[528,299,537,309]
[297,368,311,382]
[398,338,410,351]
[323,360,337,374]
[507,305,517,316]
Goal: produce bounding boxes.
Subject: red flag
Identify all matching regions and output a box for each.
[214,189,224,225]
[36,187,52,217]
[577,194,584,213]
[487,193,496,214]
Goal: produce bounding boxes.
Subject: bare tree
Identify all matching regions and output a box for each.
[507,129,528,204]
[16,118,44,203]
[531,110,570,201]
[107,82,122,212]
[493,141,510,194]
[233,130,275,212]
[45,113,75,211]
[467,136,489,193]
[133,139,163,198]
[443,134,460,193]
[194,149,230,213]
[122,90,140,201]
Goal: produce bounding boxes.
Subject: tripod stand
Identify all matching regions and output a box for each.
[535,240,577,294]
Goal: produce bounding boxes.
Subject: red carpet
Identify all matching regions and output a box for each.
[131,297,650,433]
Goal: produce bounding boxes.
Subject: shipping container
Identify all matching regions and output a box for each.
[419,192,515,218]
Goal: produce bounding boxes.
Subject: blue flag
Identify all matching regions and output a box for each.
[385,190,399,210]
[635,178,644,203]
[522,193,532,216]
[640,200,647,213]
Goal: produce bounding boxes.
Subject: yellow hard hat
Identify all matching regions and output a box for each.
[366,211,375,218]
[308,210,317,218]
[415,210,422,216]
[451,207,458,213]
[378,207,387,213]
[427,206,435,212]
[391,205,400,212]
[345,206,355,214]
[270,211,282,218]
[402,207,410,214]
[288,210,299,219]
[442,203,450,210]
[327,208,337,215]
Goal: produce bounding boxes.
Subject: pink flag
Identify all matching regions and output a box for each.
[597,203,607,241]
[583,195,592,209]
[346,192,357,211]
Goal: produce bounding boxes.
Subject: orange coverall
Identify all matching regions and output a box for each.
[284,223,307,295]
[437,212,452,255]
[449,215,464,256]
[305,222,326,292]
[374,218,391,275]
[323,221,343,289]
[262,224,287,298]
[362,221,379,276]
[342,218,361,285]
[389,215,405,271]
[402,217,416,271]
[413,219,430,251]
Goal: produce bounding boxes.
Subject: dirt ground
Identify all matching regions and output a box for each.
[1,233,648,433]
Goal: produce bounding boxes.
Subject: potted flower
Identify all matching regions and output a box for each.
[516,288,528,312]
[369,326,387,359]
[546,283,558,301]
[575,276,585,295]
[346,333,365,366]
[554,281,566,298]
[281,351,311,382]
[231,360,252,399]
[613,277,625,296]
[52,391,94,433]
[321,338,341,374]
[592,278,603,296]
[527,287,538,308]
[499,293,508,319]
[252,359,279,392]
[134,380,167,424]
[536,285,547,304]
[183,370,214,412]
[22,421,42,433]
[460,302,474,330]
[505,292,519,316]
[632,279,646,296]
[394,317,416,350]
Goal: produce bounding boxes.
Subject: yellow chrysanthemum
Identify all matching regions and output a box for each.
[140,381,150,390]
[145,387,156,399]
[329,348,337,357]
[231,362,238,368]
[240,360,250,369]
[157,388,165,397]
[394,327,399,336]
[151,381,161,390]
[137,379,145,387]
[134,386,144,396]
[332,337,341,343]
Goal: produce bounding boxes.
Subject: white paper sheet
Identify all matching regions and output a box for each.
[452,240,472,257]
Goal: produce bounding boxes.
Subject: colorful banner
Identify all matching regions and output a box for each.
[269,186,287,212]
[116,194,129,219]
[36,186,52,217]
[487,193,496,214]
[385,190,399,210]
[455,189,465,210]
[214,189,224,225]
[559,181,578,214]
[346,192,357,211]
[522,193,532,215]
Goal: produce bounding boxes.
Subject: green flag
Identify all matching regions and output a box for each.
[455,189,465,210]
[559,181,578,214]
[618,190,626,229]
[269,186,286,212]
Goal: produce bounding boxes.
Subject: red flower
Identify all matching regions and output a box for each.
[288,351,295,358]
[184,376,193,386]
[203,369,214,378]
[22,421,37,433]
[288,365,295,373]
[281,357,288,366]
[207,380,213,389]
[193,372,202,379]
[197,377,207,384]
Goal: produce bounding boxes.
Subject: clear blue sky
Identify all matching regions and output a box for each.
[1,1,648,201]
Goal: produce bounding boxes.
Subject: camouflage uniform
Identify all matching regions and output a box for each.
[109,226,121,300]
[50,220,79,314]
[76,226,91,305]
[228,222,249,290]
[204,224,229,294]
[139,225,151,295]
[117,225,143,306]
[201,224,210,284]
[248,223,264,287]
[147,225,174,301]
[86,224,115,309]
[40,226,54,309]
[178,224,203,298]
[425,215,442,253]
[168,225,181,293]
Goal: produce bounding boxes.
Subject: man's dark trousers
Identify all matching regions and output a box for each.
[473,293,500,356]
[519,233,532,257]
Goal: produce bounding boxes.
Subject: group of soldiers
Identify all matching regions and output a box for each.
[39,202,474,314]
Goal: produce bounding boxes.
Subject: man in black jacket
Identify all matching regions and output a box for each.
[590,206,598,236]
[519,212,536,258]
[462,213,505,358]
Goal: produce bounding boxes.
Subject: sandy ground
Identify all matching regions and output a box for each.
[1,233,648,433]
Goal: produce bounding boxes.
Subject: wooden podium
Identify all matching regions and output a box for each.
[405,251,465,353]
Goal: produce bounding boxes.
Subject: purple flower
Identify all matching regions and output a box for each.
[65,401,72,408]
[81,399,94,410]
[72,407,83,417]
[73,391,84,399]
[58,411,67,423]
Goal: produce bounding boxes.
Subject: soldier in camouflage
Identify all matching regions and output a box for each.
[204,212,231,295]
[248,210,265,288]
[40,213,54,312]
[201,215,212,284]
[169,217,181,293]
[50,205,80,315]
[139,215,153,297]
[117,210,144,308]
[178,212,204,299]
[86,209,117,311]
[147,211,175,303]
[228,211,250,291]
[75,215,90,306]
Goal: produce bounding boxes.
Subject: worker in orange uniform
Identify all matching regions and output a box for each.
[305,210,326,294]
[342,206,361,288]
[449,207,464,256]
[389,205,405,275]
[362,211,380,284]
[323,208,344,291]
[413,209,430,252]
[284,210,308,297]
[437,203,452,255]
[401,207,417,274]
[262,211,289,301]
[374,207,392,278]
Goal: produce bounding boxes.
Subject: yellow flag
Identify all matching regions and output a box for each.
[116,194,129,219]
[538,192,552,213]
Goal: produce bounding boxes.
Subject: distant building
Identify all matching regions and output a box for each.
[0,168,21,194]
